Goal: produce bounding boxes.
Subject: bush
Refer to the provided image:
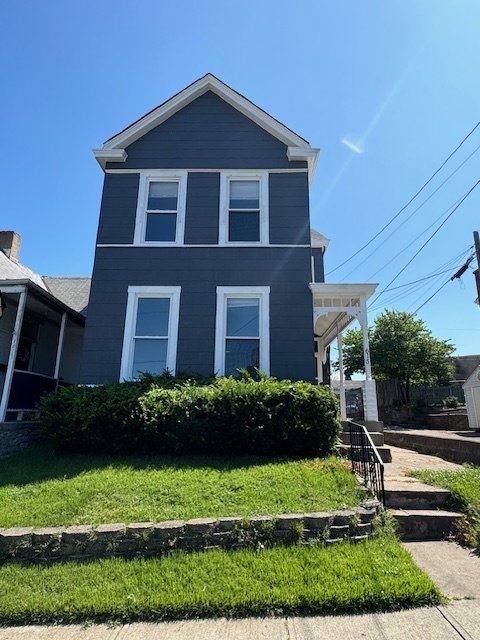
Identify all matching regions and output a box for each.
[40,373,341,458]
[443,395,459,409]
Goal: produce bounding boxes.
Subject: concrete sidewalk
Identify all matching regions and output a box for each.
[1,600,479,639]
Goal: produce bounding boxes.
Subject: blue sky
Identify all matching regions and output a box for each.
[2,0,479,355]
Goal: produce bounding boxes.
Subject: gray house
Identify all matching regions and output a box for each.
[0,231,90,422]
[81,74,379,421]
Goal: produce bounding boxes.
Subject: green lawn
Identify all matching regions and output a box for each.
[0,446,363,527]
[0,534,442,625]
[409,466,480,550]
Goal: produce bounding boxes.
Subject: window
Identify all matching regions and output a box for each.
[219,173,268,245]
[120,286,181,380]
[215,287,270,376]
[134,172,187,244]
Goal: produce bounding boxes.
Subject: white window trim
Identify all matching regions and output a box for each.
[214,286,270,376]
[218,172,269,246]
[133,171,188,245]
[120,286,181,380]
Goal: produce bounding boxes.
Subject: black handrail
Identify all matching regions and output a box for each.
[349,420,386,506]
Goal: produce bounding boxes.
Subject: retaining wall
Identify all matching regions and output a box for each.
[0,502,380,564]
[0,422,43,456]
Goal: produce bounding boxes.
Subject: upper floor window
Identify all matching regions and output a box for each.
[219,172,269,245]
[134,172,187,244]
[120,286,181,380]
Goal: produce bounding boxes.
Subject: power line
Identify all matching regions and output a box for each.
[366,196,471,283]
[412,279,451,315]
[340,143,480,281]
[368,181,480,309]
[326,120,480,276]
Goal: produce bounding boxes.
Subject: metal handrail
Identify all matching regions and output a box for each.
[349,420,386,505]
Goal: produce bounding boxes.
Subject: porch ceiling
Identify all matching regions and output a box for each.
[310,283,377,346]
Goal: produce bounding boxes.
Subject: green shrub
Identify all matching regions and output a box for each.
[443,395,459,409]
[40,373,341,458]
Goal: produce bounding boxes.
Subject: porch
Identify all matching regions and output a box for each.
[0,283,85,422]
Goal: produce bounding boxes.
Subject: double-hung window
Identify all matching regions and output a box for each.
[134,172,187,244]
[215,287,270,376]
[219,172,268,245]
[120,286,181,380]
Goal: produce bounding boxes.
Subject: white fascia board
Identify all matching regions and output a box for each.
[101,74,313,154]
[309,282,378,300]
[287,146,320,185]
[93,148,128,170]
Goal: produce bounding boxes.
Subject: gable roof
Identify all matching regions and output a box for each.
[94,74,319,182]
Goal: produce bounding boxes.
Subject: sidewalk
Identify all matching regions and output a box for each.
[1,600,479,639]
[0,446,479,639]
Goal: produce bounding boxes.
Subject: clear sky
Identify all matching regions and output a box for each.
[2,0,479,355]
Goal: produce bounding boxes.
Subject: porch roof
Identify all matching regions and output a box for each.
[310,282,377,346]
[0,279,86,325]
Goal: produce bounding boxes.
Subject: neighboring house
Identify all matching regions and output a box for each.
[0,231,90,422]
[453,355,480,382]
[81,74,379,420]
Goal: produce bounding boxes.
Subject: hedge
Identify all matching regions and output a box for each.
[40,373,341,458]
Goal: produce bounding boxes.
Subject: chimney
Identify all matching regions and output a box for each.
[0,231,21,263]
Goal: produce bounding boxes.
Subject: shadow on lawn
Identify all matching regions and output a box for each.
[0,445,301,488]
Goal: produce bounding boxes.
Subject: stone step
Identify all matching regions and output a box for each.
[340,432,385,447]
[385,487,451,510]
[390,509,464,541]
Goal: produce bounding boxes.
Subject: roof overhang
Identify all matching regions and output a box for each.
[310,283,377,347]
[93,74,320,183]
[0,279,85,326]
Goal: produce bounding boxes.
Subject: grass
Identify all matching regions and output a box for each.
[0,446,363,527]
[0,534,442,625]
[409,466,480,550]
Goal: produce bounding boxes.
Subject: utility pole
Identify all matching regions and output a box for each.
[474,231,480,305]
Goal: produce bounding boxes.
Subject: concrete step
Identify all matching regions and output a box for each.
[340,431,385,447]
[390,509,464,541]
[342,444,393,463]
[342,420,384,434]
[385,487,451,510]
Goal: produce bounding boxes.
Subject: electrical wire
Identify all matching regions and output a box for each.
[340,143,480,281]
[368,181,480,309]
[326,121,480,276]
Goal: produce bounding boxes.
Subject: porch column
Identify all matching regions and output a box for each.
[359,298,378,421]
[0,287,27,422]
[54,312,67,387]
[337,328,347,420]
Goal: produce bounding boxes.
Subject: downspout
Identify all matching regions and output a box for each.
[0,287,27,422]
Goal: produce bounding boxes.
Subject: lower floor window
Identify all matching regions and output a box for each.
[120,286,181,380]
[215,287,270,377]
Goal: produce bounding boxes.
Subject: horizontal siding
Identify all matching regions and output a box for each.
[80,246,314,384]
[184,172,220,244]
[106,92,308,171]
[269,172,310,244]
[96,174,139,245]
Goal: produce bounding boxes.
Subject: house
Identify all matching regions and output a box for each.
[81,74,379,421]
[0,231,90,422]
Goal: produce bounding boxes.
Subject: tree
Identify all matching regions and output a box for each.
[341,310,455,404]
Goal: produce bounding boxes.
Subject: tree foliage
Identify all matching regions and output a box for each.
[341,310,455,404]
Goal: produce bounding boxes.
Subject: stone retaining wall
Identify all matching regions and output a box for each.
[0,502,380,564]
[0,422,43,456]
